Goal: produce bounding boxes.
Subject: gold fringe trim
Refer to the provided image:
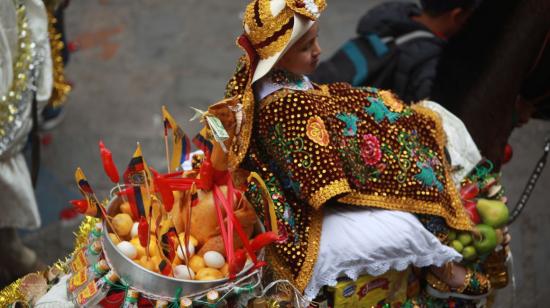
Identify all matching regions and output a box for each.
[413,104,473,231]
[308,179,351,210]
[266,207,324,293]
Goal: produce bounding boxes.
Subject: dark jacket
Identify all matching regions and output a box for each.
[356,2,446,102]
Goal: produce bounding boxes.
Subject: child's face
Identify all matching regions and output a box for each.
[276,22,321,75]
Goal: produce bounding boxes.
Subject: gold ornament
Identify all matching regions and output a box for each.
[46,12,72,108]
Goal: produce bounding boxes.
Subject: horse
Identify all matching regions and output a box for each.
[431,0,550,170]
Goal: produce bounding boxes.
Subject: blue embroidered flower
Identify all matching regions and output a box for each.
[336,112,359,136]
[414,161,444,191]
[364,97,400,123]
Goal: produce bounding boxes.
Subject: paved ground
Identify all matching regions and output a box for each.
[18,0,549,307]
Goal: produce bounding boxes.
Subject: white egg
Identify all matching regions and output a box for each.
[117,241,137,259]
[176,243,195,260]
[203,251,225,269]
[173,265,195,280]
[130,222,139,238]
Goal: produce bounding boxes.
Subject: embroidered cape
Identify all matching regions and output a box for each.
[215,58,472,292]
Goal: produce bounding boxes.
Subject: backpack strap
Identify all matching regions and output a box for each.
[395,30,435,45]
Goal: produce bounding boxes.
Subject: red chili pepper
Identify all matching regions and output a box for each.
[199,157,214,190]
[69,199,88,214]
[250,231,279,252]
[155,176,174,212]
[138,216,150,248]
[464,200,481,224]
[99,140,120,184]
[460,182,479,200]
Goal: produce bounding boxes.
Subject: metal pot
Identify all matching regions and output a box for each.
[101,195,263,298]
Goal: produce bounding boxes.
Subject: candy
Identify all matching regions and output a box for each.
[195,268,224,281]
[108,233,120,245]
[188,255,206,273]
[112,213,133,237]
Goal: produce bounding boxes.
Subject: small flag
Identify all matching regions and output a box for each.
[192,127,213,155]
[74,168,102,218]
[158,259,173,276]
[123,143,154,218]
[162,106,191,171]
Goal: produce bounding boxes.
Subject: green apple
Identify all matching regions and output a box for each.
[473,224,498,254]
[462,246,478,261]
[450,240,464,253]
[447,230,457,241]
[458,233,473,246]
[476,199,510,228]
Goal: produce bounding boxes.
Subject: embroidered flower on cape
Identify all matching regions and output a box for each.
[361,134,382,166]
[306,116,330,146]
[364,97,400,123]
[336,112,359,136]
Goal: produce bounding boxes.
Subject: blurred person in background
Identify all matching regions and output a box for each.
[0,0,53,287]
[311,0,478,103]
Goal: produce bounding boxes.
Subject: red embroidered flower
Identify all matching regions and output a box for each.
[361,134,382,166]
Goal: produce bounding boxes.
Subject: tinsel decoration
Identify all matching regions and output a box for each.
[46,11,72,108]
[0,3,33,138]
[0,217,98,306]
[0,278,25,307]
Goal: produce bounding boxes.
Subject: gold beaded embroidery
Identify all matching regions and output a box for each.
[221,54,472,291]
[309,179,350,209]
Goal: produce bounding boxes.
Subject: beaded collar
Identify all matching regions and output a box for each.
[254,69,314,101]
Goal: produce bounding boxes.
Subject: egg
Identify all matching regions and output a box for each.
[203,251,225,269]
[130,222,139,238]
[177,243,195,260]
[173,265,195,280]
[117,241,137,259]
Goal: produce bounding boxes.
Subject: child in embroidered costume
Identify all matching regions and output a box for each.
[199,0,491,302]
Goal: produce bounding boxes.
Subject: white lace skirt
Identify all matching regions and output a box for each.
[304,204,462,300]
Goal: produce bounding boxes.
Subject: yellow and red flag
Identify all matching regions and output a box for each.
[162,106,191,172]
[74,167,102,218]
[123,143,154,218]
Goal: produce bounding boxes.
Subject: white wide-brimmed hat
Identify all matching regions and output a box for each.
[243,0,326,83]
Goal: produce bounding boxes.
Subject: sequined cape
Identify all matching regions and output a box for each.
[223,61,472,293]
